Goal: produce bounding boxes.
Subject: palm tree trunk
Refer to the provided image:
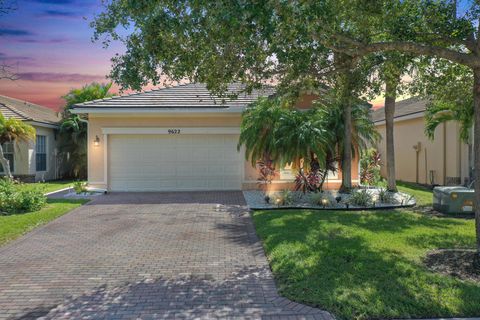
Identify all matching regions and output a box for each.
[0,144,13,180]
[341,99,352,193]
[384,77,399,192]
[336,54,354,194]
[473,67,480,258]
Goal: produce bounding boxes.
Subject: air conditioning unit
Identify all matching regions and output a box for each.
[433,186,475,214]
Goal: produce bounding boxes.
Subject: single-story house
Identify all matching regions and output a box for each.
[0,95,62,182]
[372,97,472,186]
[71,83,359,192]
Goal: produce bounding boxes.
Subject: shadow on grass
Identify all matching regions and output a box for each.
[253,209,480,320]
[46,198,90,205]
[406,232,475,250]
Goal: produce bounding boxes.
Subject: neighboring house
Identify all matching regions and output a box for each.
[372,97,472,186]
[71,83,359,192]
[0,95,62,182]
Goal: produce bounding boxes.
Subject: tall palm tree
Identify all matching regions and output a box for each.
[238,94,379,191]
[0,114,36,179]
[425,99,473,144]
[316,95,380,165]
[59,82,114,179]
[237,97,287,166]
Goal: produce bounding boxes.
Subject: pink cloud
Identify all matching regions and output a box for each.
[17,72,107,83]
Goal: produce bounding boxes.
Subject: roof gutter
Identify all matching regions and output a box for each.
[25,120,60,129]
[70,108,244,115]
[374,110,425,126]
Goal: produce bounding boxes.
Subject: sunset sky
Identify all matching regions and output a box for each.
[0,0,125,110]
[0,0,388,111]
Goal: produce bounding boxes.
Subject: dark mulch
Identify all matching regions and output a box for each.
[424,249,480,283]
[413,206,475,219]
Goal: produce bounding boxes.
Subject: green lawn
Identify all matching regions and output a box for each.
[253,183,480,319]
[20,180,77,194]
[0,199,88,246]
[397,180,434,207]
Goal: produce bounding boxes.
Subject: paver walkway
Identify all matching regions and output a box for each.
[0,192,333,320]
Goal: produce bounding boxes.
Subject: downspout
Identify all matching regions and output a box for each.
[443,122,447,185]
[424,148,428,184]
[458,124,462,185]
[413,142,421,184]
[77,117,89,181]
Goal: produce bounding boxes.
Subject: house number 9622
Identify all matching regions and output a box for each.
[168,129,181,134]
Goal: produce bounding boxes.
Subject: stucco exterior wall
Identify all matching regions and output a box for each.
[375,117,470,186]
[88,113,359,191]
[5,125,58,182]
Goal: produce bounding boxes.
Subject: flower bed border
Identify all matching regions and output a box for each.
[243,190,416,211]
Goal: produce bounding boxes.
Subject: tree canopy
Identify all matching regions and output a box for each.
[92,0,480,253]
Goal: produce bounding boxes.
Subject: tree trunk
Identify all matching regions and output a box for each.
[341,99,352,193]
[334,53,354,193]
[0,144,13,180]
[384,78,399,192]
[473,67,480,257]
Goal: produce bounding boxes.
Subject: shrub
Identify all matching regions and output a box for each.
[257,157,277,192]
[272,189,294,206]
[73,181,88,194]
[360,148,382,186]
[0,179,47,214]
[308,192,331,207]
[350,189,373,207]
[377,188,395,204]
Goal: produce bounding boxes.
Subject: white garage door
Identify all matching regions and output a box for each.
[108,134,243,191]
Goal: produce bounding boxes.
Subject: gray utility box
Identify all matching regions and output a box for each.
[433,186,475,214]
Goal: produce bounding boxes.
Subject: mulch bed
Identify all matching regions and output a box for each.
[424,249,480,283]
[413,206,475,219]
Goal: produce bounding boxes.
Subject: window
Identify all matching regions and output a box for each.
[280,163,295,180]
[0,142,14,173]
[36,135,47,171]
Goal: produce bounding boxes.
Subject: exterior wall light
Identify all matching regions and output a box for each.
[94,135,100,147]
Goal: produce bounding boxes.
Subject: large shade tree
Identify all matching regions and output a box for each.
[91,0,385,192]
[312,0,480,256]
[0,114,36,179]
[92,0,480,255]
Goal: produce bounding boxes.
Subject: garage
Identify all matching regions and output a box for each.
[108,134,243,192]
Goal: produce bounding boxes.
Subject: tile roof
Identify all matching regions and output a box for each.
[0,95,61,125]
[73,83,276,110]
[371,97,427,123]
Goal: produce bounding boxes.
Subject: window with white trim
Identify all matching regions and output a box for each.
[36,135,47,171]
[0,142,14,173]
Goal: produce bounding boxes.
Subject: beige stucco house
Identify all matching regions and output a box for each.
[0,95,62,182]
[373,97,472,186]
[72,83,359,192]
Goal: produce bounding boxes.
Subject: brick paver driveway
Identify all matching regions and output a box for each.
[0,192,333,320]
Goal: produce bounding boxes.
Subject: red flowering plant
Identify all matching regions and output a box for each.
[295,152,339,193]
[256,155,277,192]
